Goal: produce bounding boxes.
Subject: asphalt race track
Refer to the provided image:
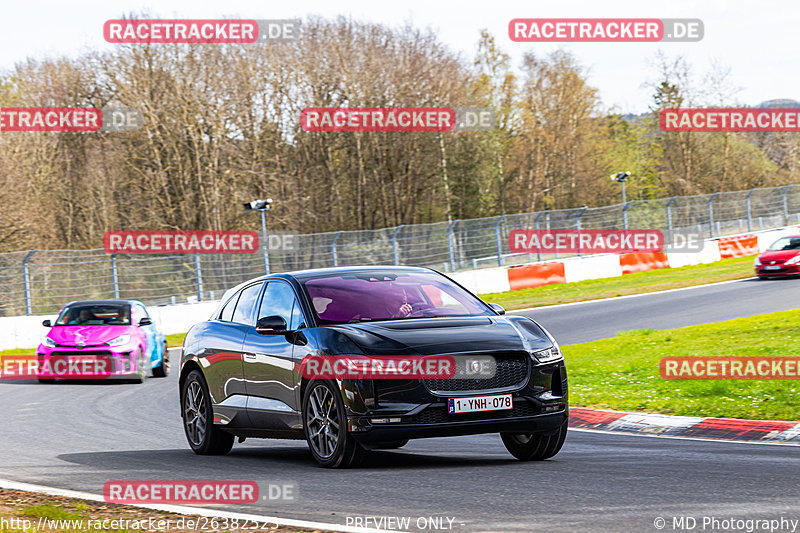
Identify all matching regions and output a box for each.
[2,277,799,532]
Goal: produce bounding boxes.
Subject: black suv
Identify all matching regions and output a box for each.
[179,266,568,467]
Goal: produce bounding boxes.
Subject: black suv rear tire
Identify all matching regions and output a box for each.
[181,369,234,455]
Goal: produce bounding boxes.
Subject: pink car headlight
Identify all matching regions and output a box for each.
[106,334,131,346]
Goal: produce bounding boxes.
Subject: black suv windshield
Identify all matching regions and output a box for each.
[301,270,491,324]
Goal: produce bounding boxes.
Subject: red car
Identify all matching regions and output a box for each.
[755,235,800,278]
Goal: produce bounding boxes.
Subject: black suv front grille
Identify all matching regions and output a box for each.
[423,353,529,394]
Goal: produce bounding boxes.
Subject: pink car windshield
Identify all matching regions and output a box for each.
[302,271,490,324]
[55,304,131,326]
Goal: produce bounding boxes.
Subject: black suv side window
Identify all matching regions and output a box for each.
[290,298,307,330]
[232,282,264,324]
[219,294,238,321]
[258,281,301,329]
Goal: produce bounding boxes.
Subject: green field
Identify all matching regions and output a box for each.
[564,309,800,420]
[479,255,755,310]
[165,333,186,348]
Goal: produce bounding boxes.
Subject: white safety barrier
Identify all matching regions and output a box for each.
[562,254,623,283]
[450,266,511,294]
[665,244,722,268]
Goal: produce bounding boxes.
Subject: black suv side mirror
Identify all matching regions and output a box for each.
[487,303,506,315]
[138,317,152,326]
[256,315,288,334]
[42,319,52,327]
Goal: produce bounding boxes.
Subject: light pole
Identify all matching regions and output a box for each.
[243,198,273,274]
[611,171,632,229]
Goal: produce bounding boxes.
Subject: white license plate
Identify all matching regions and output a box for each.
[448,394,513,414]
[763,265,782,270]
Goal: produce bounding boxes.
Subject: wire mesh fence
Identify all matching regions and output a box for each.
[1,184,798,316]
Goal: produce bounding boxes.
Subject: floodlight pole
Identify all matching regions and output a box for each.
[261,209,270,275]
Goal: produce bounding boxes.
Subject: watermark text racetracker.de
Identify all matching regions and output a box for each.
[0,107,142,132]
[1,355,111,380]
[509,229,704,254]
[104,230,262,255]
[300,107,495,132]
[653,515,799,532]
[104,19,299,43]
[300,354,497,380]
[509,229,662,254]
[509,18,703,42]
[661,357,800,380]
[103,480,297,504]
[0,516,289,531]
[661,108,800,132]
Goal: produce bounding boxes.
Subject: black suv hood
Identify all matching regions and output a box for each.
[324,315,554,356]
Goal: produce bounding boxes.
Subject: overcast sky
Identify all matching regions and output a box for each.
[1,0,796,113]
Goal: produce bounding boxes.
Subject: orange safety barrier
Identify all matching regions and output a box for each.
[619,251,670,275]
[717,234,759,258]
[506,262,566,291]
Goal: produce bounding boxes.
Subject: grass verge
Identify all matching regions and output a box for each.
[479,255,755,310]
[165,333,186,348]
[563,309,800,420]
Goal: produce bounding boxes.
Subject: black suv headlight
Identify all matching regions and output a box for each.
[531,346,563,363]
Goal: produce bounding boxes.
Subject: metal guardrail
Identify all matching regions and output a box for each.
[1,185,798,316]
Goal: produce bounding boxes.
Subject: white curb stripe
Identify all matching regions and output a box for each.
[0,479,403,533]
[770,422,800,442]
[605,413,706,436]
[568,427,800,447]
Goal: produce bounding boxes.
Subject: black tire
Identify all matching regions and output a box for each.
[302,380,366,468]
[501,420,568,461]
[129,348,147,384]
[152,344,169,378]
[370,439,409,450]
[181,369,234,455]
[758,276,768,280]
[37,378,55,384]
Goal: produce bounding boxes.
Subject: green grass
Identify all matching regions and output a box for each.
[19,503,84,521]
[14,502,131,533]
[165,333,186,348]
[479,255,755,310]
[563,309,800,420]
[0,349,31,357]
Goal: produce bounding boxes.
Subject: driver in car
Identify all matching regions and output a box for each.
[112,307,129,324]
[390,289,413,318]
[69,309,95,324]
